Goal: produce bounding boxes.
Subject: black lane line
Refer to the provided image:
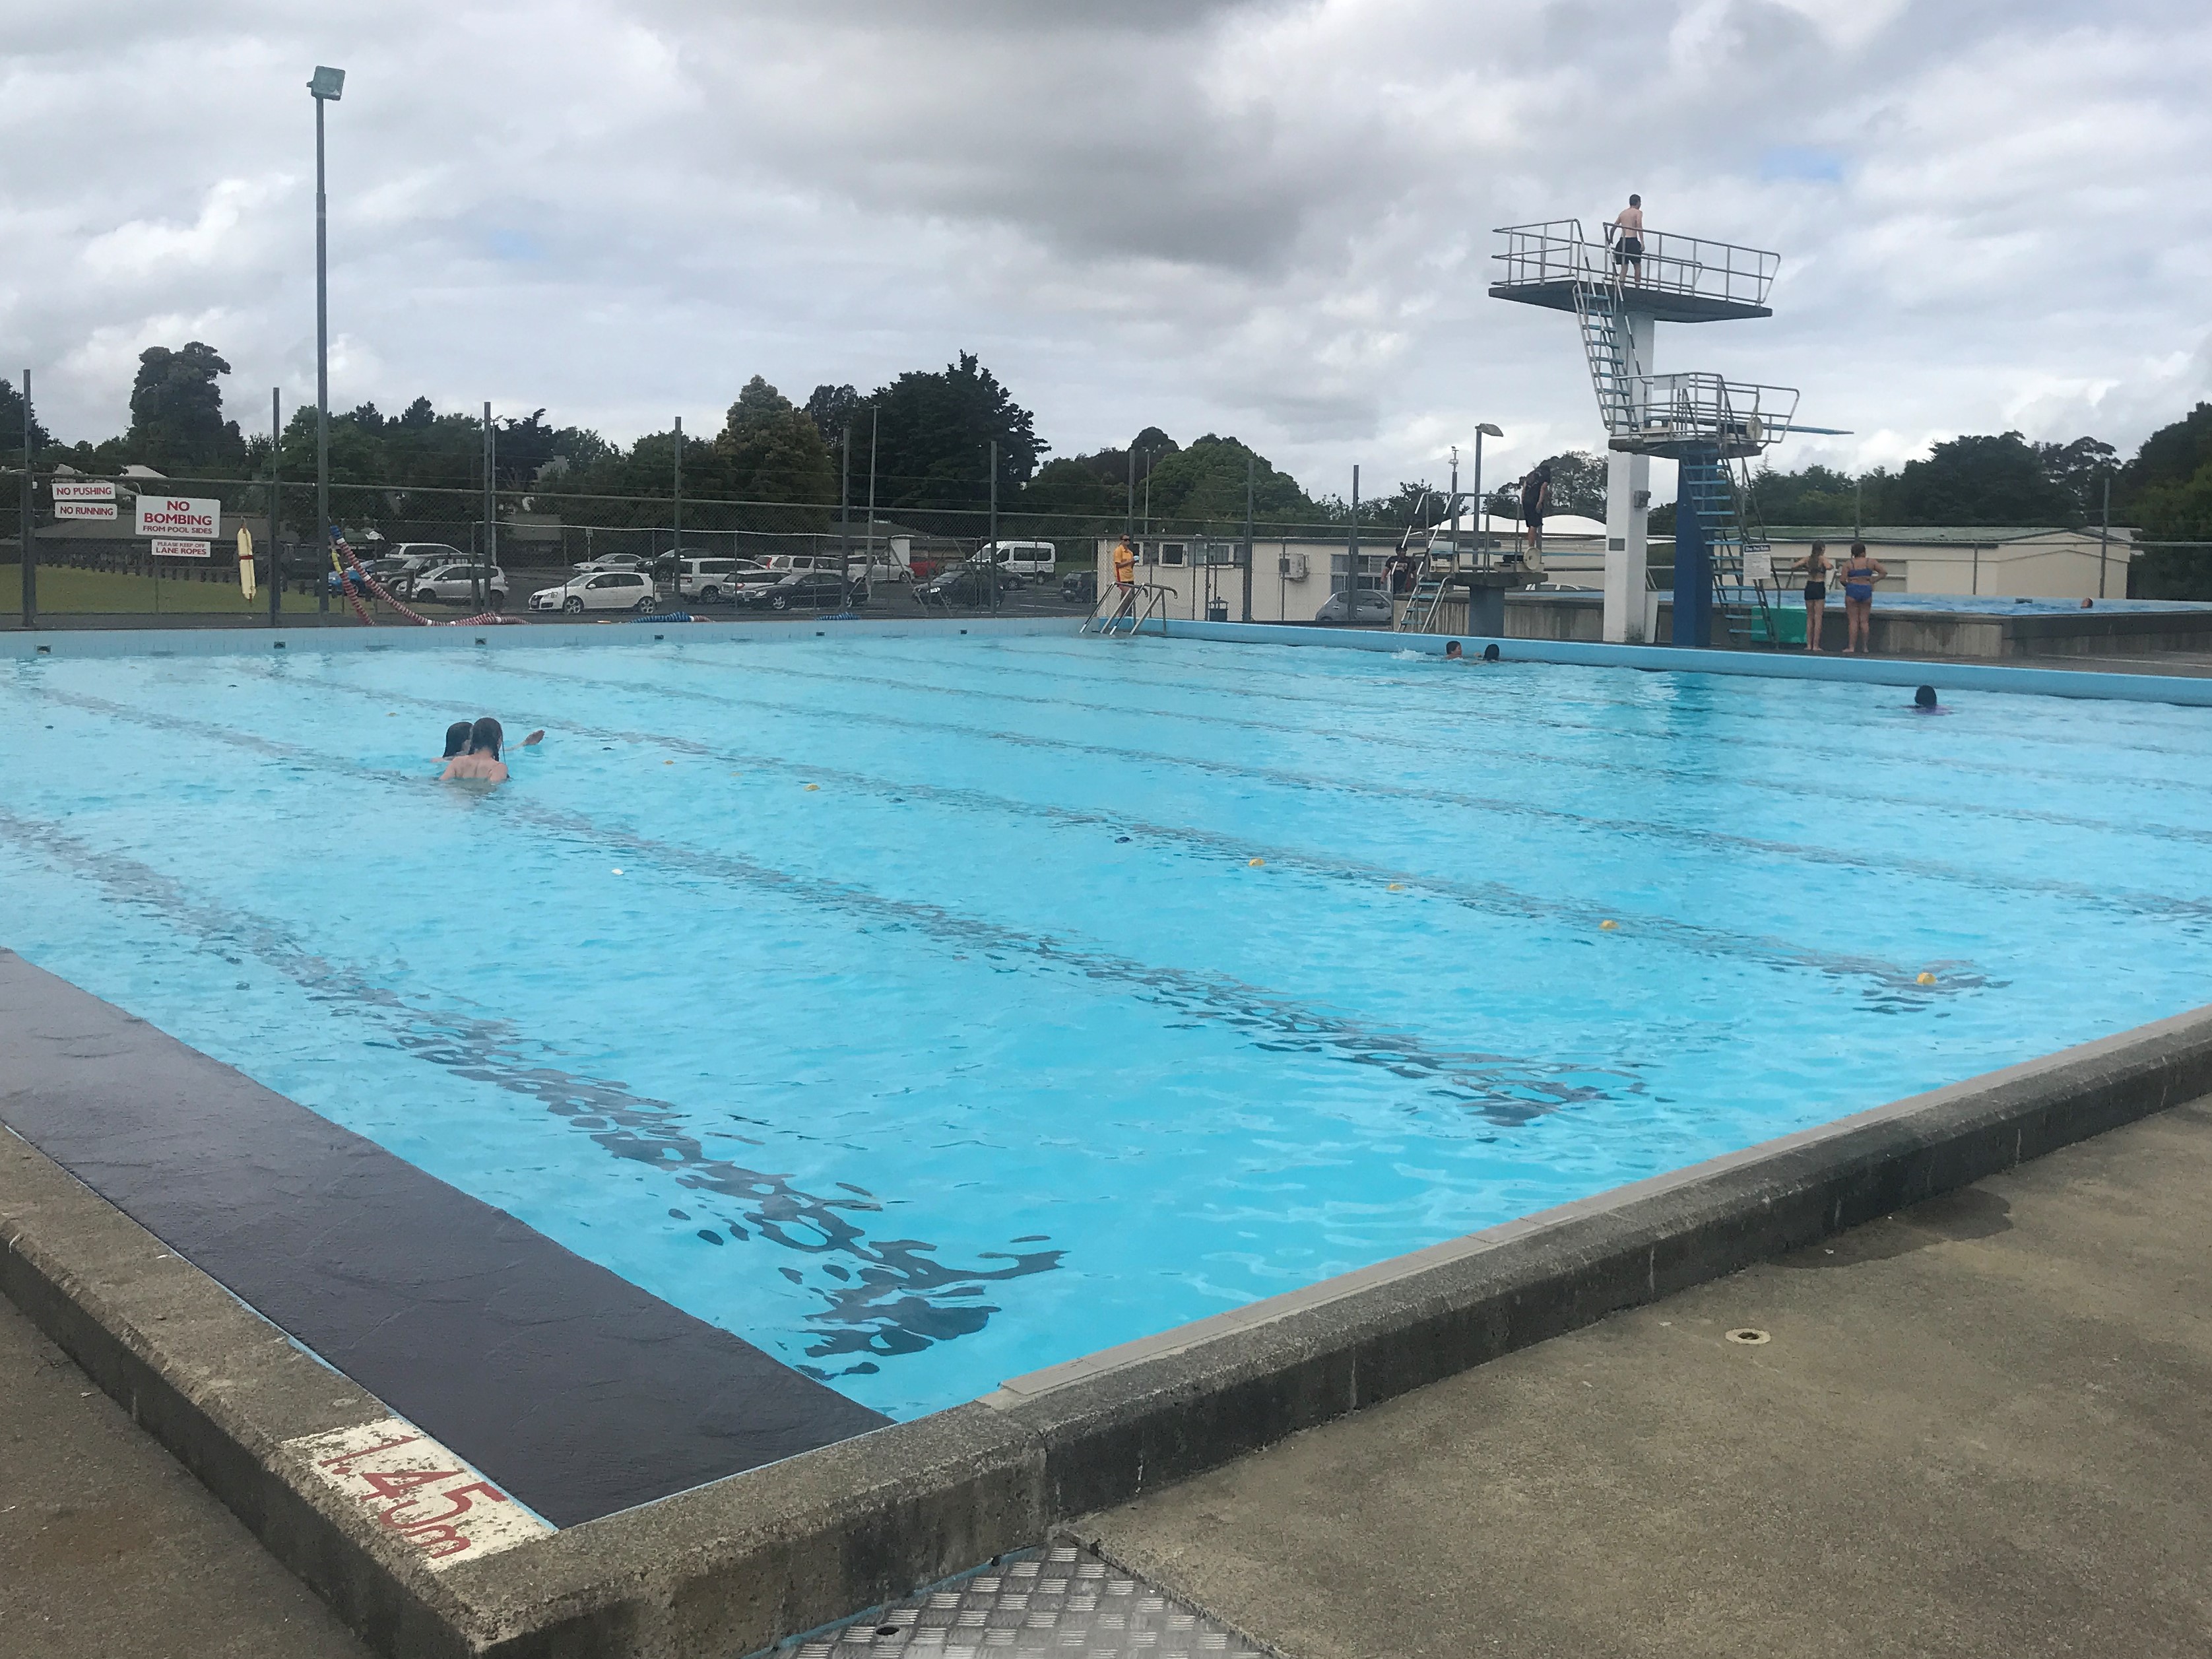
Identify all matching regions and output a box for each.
[0,949,890,1528]
[302,663,1978,998]
[14,686,1638,1128]
[977,635,2212,791]
[0,804,1062,1381]
[462,655,2212,929]
[802,643,2212,848]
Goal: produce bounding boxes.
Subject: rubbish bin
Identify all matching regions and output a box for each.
[1206,598,1229,622]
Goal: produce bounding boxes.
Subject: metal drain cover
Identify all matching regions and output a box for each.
[789,1544,1271,1658]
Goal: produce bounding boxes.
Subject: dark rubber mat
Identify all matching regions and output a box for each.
[0,950,889,1526]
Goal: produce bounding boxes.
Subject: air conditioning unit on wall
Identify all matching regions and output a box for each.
[1278,552,1308,579]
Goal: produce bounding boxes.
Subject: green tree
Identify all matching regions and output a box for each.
[126,342,247,472]
[2122,403,2212,596]
[717,377,837,504]
[1020,457,1124,528]
[867,353,1045,527]
[1140,434,1318,528]
[0,375,50,459]
[804,383,862,447]
[1891,432,2083,526]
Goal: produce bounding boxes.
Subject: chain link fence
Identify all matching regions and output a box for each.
[3,468,1398,626]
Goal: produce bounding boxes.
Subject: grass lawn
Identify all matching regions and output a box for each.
[0,564,403,617]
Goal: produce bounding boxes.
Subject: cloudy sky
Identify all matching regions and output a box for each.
[3,0,2206,494]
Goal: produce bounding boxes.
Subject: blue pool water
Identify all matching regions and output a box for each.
[4,632,2211,1419]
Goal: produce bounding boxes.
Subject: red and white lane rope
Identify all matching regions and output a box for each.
[327,542,519,626]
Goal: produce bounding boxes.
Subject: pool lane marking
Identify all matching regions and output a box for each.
[321,661,1974,994]
[444,655,2212,930]
[0,802,1060,1378]
[973,634,2212,779]
[849,637,2212,814]
[286,1417,554,1564]
[6,691,1639,1132]
[817,641,2212,840]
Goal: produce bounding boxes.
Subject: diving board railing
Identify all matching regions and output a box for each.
[1492,219,1780,312]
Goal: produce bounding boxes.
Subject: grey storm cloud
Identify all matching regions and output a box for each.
[1,0,2207,491]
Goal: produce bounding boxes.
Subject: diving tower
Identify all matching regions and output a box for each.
[1490,218,1833,647]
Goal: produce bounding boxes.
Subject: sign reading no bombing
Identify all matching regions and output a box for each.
[135,495,222,539]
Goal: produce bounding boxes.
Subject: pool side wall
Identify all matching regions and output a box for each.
[0,615,1081,663]
[1148,618,2212,705]
[10,998,2212,1657]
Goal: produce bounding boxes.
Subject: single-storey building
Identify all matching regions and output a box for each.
[1753,526,2138,601]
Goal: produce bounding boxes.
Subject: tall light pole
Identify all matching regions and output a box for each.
[1472,422,1502,558]
[309,65,344,618]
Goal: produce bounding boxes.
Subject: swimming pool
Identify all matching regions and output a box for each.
[5,630,2211,1427]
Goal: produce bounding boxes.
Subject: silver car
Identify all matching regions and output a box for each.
[407,564,509,608]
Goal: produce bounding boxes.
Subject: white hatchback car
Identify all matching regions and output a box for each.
[531,569,659,614]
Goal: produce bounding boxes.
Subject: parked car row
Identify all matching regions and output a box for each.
[327,546,510,608]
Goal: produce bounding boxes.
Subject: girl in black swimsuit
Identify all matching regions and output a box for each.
[1791,541,1831,653]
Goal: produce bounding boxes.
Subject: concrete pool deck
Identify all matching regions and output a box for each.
[8,1088,2205,1656]
[1080,1092,2212,1659]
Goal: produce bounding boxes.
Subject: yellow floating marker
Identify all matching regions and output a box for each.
[1916,971,1936,986]
[806,783,821,791]
[1387,882,1404,892]
[664,760,674,765]
[1600,919,1619,930]
[1247,857,1264,867]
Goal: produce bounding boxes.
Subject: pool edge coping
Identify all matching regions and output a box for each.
[1148,617,2212,705]
[8,1002,2212,1656]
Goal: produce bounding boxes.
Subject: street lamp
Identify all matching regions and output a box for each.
[309,65,344,614]
[1472,422,1503,554]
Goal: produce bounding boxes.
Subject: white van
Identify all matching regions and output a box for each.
[983,540,1056,579]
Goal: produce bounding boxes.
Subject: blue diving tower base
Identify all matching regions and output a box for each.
[1673,446,1718,649]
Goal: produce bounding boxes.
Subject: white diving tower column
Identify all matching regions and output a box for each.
[1487,220,1800,647]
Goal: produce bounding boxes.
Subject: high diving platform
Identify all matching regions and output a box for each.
[1489,220,1775,323]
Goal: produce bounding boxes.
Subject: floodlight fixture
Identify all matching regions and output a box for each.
[309,65,345,101]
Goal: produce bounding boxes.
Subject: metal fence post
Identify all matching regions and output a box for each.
[269,387,282,624]
[672,416,682,603]
[865,405,879,581]
[1347,463,1360,614]
[840,419,852,602]
[989,438,999,614]
[1242,451,1254,622]
[17,368,32,629]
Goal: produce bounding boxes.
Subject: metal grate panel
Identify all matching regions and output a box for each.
[785,1545,1272,1659]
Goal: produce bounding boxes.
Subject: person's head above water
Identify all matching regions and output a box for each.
[469,715,504,759]
[1914,685,1939,710]
[1445,639,1463,659]
[443,721,472,758]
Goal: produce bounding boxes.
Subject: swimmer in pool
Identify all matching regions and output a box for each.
[438,721,540,764]
[1445,639,1464,659]
[1910,685,1951,715]
[440,716,509,785]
